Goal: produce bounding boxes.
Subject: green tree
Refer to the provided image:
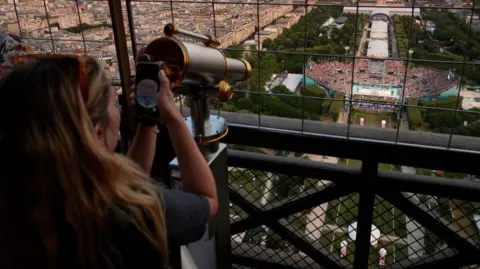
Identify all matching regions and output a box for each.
[262,38,272,50]
[224,43,244,59]
[407,98,422,129]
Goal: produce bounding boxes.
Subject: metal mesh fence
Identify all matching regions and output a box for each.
[5,0,480,149]
[3,0,122,80]
[228,150,480,268]
[132,0,480,149]
[366,194,460,269]
[229,164,334,268]
[5,1,480,267]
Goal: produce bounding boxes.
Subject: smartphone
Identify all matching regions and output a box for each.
[135,62,162,126]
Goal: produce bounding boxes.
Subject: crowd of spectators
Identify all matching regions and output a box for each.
[305,59,456,99]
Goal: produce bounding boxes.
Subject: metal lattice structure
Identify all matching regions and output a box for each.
[225,129,480,268]
[5,0,480,268]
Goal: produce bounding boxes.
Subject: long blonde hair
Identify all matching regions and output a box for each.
[0,57,167,268]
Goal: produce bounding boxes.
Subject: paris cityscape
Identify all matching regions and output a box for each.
[1,0,480,268]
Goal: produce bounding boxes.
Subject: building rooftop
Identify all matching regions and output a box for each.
[367,39,389,58]
[335,16,349,24]
[370,20,388,39]
[281,73,303,92]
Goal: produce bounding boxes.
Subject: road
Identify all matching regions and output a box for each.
[337,106,350,124]
[357,25,369,57]
[399,110,409,130]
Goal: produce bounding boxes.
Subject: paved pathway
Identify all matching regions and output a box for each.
[357,25,369,57]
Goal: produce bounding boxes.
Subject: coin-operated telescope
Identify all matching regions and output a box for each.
[137,23,251,153]
[137,24,251,269]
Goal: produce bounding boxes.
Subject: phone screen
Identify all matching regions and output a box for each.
[136,63,160,109]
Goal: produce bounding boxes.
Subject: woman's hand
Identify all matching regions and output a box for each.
[130,47,182,125]
[155,70,183,125]
[129,71,182,126]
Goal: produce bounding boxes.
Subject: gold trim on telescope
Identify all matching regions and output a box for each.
[217,80,233,101]
[163,23,178,37]
[165,36,190,79]
[200,128,229,145]
[239,59,252,81]
[204,35,221,48]
[218,50,229,79]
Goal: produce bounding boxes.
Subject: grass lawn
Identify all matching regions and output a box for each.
[338,159,398,172]
[304,178,323,190]
[350,110,397,129]
[338,158,362,167]
[325,194,360,227]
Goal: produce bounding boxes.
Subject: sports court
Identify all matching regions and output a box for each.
[351,110,395,128]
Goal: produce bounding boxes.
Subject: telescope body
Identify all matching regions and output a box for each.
[144,37,251,84]
[140,24,251,147]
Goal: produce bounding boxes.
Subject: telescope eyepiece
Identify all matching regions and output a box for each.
[137,54,153,62]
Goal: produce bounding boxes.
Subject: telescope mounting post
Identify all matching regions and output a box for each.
[169,84,231,269]
[187,85,226,155]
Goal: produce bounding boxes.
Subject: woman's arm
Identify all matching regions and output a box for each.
[155,70,218,219]
[165,117,218,219]
[127,68,218,219]
[126,124,158,174]
[126,49,158,174]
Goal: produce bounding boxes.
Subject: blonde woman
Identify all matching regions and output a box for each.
[0,50,217,268]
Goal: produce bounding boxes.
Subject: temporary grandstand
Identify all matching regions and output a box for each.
[368,60,386,76]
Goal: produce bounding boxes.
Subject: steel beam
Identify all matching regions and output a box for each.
[108,0,135,146]
[353,160,377,269]
[380,192,480,258]
[229,188,344,269]
[231,183,356,234]
[228,150,362,183]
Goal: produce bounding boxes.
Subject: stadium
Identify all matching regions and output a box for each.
[304,8,458,128]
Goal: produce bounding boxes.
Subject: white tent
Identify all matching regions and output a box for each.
[347,221,380,246]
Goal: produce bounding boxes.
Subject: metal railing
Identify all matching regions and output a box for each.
[224,124,480,268]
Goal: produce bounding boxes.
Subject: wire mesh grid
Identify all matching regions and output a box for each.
[6,0,480,148]
[365,194,461,269]
[232,265,253,269]
[124,0,480,150]
[228,165,332,213]
[229,161,480,268]
[6,1,480,267]
[403,192,480,246]
[311,193,360,267]
[4,0,122,79]
[228,165,337,267]
[233,225,319,268]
